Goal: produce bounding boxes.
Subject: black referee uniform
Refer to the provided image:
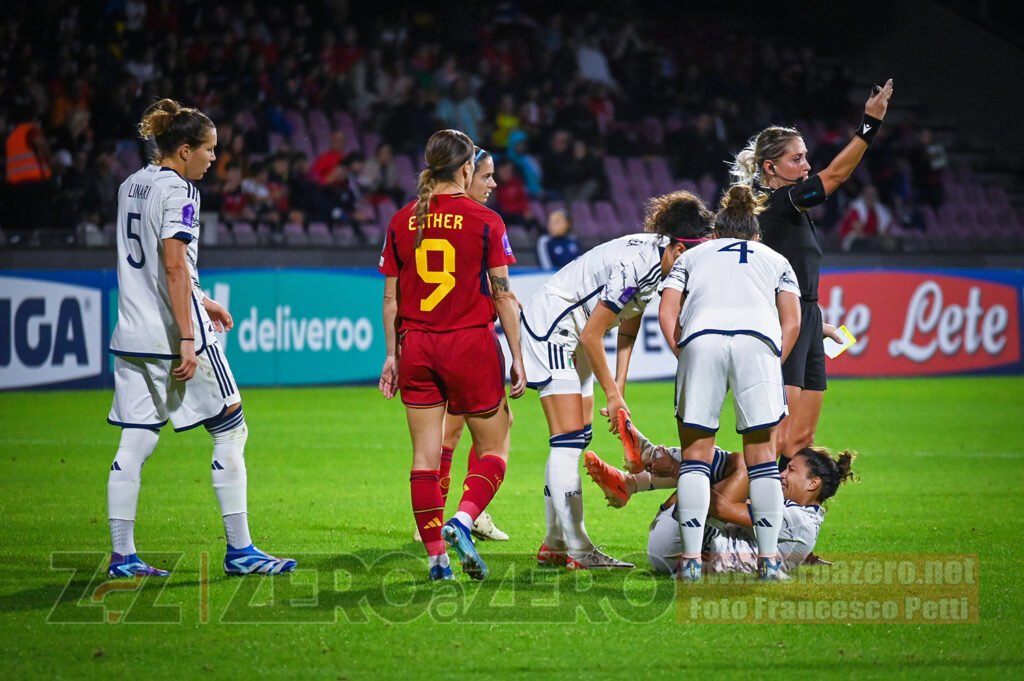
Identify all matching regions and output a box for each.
[759,175,829,391]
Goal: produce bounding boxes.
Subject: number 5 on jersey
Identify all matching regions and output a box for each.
[415,238,455,311]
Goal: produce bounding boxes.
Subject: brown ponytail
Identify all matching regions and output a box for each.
[138,98,214,164]
[714,184,765,240]
[795,447,859,503]
[414,129,474,247]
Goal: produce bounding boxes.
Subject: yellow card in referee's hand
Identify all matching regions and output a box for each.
[824,325,857,359]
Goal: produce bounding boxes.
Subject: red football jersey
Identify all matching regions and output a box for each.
[379,193,516,332]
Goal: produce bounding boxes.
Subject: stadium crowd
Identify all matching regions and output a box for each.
[1,0,1014,253]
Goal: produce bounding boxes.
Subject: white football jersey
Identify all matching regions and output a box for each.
[109,164,212,358]
[661,238,799,355]
[522,233,668,345]
[704,500,825,575]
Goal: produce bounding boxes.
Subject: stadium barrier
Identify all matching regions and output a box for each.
[2,267,1022,390]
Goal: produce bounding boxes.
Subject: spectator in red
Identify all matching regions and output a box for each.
[494,158,541,232]
[838,185,893,252]
[310,130,347,187]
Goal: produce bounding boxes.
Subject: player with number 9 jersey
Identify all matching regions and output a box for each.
[378,129,525,582]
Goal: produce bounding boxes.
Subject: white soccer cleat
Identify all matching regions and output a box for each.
[471,511,509,541]
[757,556,790,581]
[566,546,635,570]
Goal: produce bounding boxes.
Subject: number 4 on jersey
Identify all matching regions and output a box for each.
[718,241,752,263]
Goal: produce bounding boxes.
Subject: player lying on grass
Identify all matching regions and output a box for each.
[584,411,855,577]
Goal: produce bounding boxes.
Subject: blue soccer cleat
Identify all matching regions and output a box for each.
[224,544,297,576]
[429,563,454,581]
[441,519,488,580]
[757,556,789,581]
[107,553,170,578]
[675,557,702,582]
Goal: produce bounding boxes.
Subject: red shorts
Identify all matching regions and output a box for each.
[398,326,506,415]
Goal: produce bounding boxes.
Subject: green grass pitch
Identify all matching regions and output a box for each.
[2,377,1023,680]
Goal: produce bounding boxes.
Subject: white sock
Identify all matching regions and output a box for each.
[748,462,784,558]
[542,485,566,549]
[545,430,591,552]
[453,510,473,529]
[676,462,712,560]
[110,519,136,555]
[633,470,654,492]
[653,475,677,490]
[108,428,160,553]
[223,512,252,549]
[429,553,451,569]
[209,417,248,518]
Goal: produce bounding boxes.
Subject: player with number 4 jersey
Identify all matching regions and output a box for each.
[659,185,801,582]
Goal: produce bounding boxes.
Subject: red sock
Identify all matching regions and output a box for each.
[439,446,454,507]
[466,445,479,471]
[410,470,445,556]
[457,455,506,520]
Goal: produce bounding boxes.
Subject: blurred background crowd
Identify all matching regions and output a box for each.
[1,0,1020,259]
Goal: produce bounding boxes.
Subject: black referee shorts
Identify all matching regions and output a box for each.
[781,300,827,391]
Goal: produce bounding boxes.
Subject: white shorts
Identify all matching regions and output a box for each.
[647,504,682,575]
[522,334,594,399]
[674,333,786,433]
[108,342,241,431]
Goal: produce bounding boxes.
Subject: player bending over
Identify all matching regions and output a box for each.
[522,191,714,570]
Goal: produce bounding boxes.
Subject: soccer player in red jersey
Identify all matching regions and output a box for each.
[378,130,526,581]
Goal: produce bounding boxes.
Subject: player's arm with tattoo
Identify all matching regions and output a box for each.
[489,266,526,398]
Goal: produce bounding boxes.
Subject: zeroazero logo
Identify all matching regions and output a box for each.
[0,276,102,389]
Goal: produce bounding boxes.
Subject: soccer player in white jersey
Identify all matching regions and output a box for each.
[644,445,855,576]
[658,184,801,581]
[583,413,855,575]
[105,98,295,577]
[522,191,713,570]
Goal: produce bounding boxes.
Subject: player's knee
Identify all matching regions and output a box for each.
[205,405,247,444]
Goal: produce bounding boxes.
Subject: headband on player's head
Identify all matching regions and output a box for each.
[474,148,487,163]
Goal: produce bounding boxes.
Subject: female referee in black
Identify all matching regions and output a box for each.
[728,78,893,470]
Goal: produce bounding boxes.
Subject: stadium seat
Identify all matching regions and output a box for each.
[593,201,623,238]
[216,222,234,247]
[647,157,675,196]
[308,222,332,247]
[307,109,333,157]
[284,222,307,245]
[529,200,547,225]
[393,154,419,199]
[505,224,532,251]
[569,201,600,239]
[332,226,361,248]
[698,177,719,207]
[232,222,258,247]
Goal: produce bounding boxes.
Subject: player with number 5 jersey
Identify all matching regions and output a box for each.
[378,129,526,581]
[105,98,295,579]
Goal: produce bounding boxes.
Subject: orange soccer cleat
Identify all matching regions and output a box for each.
[617,409,644,474]
[584,451,631,508]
